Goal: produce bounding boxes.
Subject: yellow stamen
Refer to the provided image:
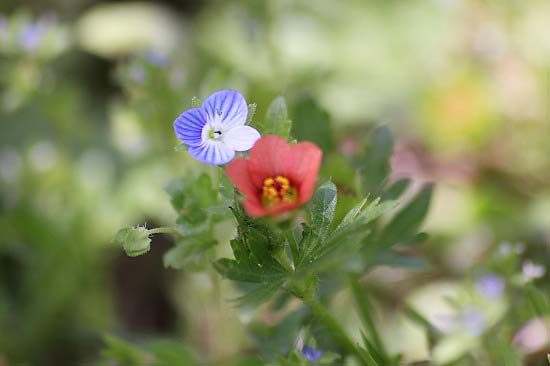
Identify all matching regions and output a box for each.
[261,175,298,207]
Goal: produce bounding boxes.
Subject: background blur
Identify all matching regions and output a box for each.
[0,0,549,365]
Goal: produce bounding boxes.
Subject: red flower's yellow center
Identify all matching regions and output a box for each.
[261,176,297,207]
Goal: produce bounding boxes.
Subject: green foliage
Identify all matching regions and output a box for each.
[298,195,396,273]
[308,181,337,241]
[355,127,394,196]
[163,234,217,270]
[378,186,433,246]
[256,96,292,139]
[163,173,221,270]
[99,336,197,366]
[113,226,151,257]
[359,186,432,269]
[291,97,335,153]
[213,204,291,304]
[252,310,305,359]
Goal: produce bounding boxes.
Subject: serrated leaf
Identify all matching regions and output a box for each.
[232,280,283,306]
[166,174,217,232]
[303,198,396,272]
[213,258,287,283]
[257,96,291,138]
[309,181,337,240]
[337,198,368,231]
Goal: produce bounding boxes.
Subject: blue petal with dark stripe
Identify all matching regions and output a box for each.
[188,141,235,166]
[202,90,248,130]
[173,108,207,147]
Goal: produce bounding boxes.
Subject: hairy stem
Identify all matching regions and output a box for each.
[146,227,180,235]
[301,292,360,358]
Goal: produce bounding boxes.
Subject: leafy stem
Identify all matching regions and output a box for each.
[349,273,389,363]
[288,277,367,363]
[301,293,357,353]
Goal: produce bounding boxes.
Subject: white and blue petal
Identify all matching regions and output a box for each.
[188,141,235,166]
[223,125,261,151]
[202,89,248,130]
[173,108,207,147]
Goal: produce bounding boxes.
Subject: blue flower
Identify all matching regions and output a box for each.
[173,90,261,165]
[475,274,505,300]
[302,345,323,363]
[19,22,45,52]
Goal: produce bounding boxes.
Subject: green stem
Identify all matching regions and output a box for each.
[301,293,360,358]
[349,274,389,363]
[146,227,180,235]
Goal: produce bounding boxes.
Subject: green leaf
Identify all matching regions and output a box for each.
[233,280,283,306]
[291,97,334,153]
[113,226,151,257]
[358,127,394,196]
[308,199,396,271]
[308,181,337,241]
[146,339,197,366]
[337,198,368,231]
[100,335,150,366]
[382,179,410,201]
[525,284,550,316]
[254,311,306,361]
[166,174,218,234]
[163,235,217,270]
[257,96,291,138]
[213,258,287,283]
[379,186,433,246]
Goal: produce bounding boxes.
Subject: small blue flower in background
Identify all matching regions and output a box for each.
[475,273,505,300]
[173,90,261,165]
[460,308,487,336]
[302,345,323,363]
[19,22,45,51]
[145,50,169,68]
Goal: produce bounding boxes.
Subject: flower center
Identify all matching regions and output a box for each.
[207,127,223,140]
[261,176,297,207]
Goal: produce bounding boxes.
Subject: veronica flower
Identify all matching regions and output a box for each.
[475,273,505,300]
[19,22,45,51]
[522,260,545,281]
[173,90,260,165]
[226,136,322,217]
[302,345,323,363]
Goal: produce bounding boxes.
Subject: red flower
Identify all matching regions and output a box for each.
[226,136,323,217]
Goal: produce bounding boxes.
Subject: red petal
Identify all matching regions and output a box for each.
[247,136,292,187]
[243,200,268,217]
[287,142,323,204]
[226,158,260,205]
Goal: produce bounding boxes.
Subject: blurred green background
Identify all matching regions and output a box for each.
[0,0,548,365]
